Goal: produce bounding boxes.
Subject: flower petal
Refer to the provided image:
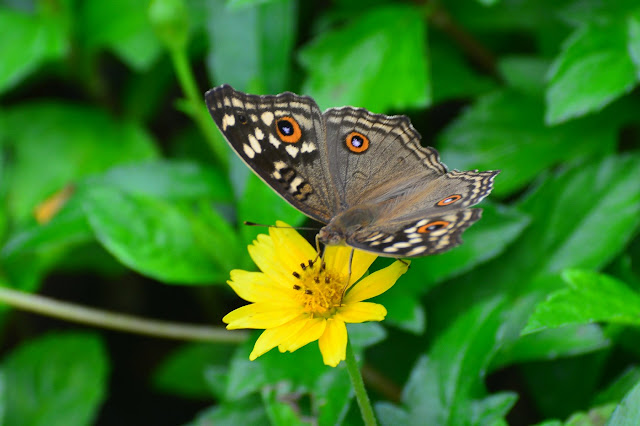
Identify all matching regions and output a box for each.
[318,318,347,367]
[248,234,296,288]
[347,249,378,288]
[250,316,308,360]
[271,221,318,272]
[278,317,327,352]
[336,302,387,323]
[343,260,409,303]
[223,303,301,329]
[228,270,296,304]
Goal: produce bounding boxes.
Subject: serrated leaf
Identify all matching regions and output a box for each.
[3,332,108,426]
[492,154,640,288]
[206,0,296,93]
[397,297,508,425]
[546,20,640,124]
[524,270,640,334]
[83,186,231,284]
[188,395,269,426]
[4,102,159,223]
[300,4,430,111]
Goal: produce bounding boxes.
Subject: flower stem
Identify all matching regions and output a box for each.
[0,285,248,343]
[345,338,377,426]
[169,47,229,170]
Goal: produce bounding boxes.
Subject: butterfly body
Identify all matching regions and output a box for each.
[206,84,499,258]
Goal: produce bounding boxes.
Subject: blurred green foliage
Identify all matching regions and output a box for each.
[0,0,639,424]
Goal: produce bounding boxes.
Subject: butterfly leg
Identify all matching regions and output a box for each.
[339,248,355,304]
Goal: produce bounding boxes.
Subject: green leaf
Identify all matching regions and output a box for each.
[608,380,640,426]
[3,332,108,426]
[262,384,306,426]
[86,160,233,202]
[563,404,617,425]
[470,392,518,425]
[78,0,162,70]
[524,270,640,334]
[494,154,640,288]
[499,56,550,95]
[300,4,430,111]
[430,35,496,103]
[206,0,297,93]
[4,102,159,223]
[629,13,640,72]
[153,342,236,399]
[83,186,232,284]
[595,367,640,406]
[188,395,269,426]
[546,19,640,124]
[493,324,610,368]
[237,173,304,251]
[394,297,509,425]
[0,7,68,93]
[438,90,622,196]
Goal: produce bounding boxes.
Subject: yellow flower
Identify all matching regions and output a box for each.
[223,221,410,367]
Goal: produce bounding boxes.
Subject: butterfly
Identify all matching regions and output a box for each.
[205,85,499,258]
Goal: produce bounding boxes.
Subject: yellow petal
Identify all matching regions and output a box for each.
[271,221,318,272]
[346,249,378,288]
[228,270,296,304]
[223,303,301,329]
[323,246,353,275]
[248,235,296,288]
[318,318,347,367]
[336,302,387,323]
[278,317,327,352]
[250,316,308,360]
[343,260,409,303]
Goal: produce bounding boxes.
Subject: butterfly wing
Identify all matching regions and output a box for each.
[344,170,499,257]
[206,85,338,223]
[320,106,499,256]
[323,107,447,209]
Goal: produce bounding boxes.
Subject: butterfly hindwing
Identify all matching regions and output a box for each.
[205,85,337,223]
[348,209,483,257]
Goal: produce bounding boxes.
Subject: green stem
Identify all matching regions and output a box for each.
[346,338,377,426]
[169,47,229,169]
[0,285,248,343]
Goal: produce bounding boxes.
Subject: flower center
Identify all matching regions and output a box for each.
[290,259,347,317]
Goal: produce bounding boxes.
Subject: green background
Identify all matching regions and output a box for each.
[1,0,639,424]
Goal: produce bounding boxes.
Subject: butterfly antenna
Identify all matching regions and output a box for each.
[243,221,320,231]
[340,248,355,305]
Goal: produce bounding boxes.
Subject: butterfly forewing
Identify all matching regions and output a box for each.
[205,85,338,223]
[323,107,447,209]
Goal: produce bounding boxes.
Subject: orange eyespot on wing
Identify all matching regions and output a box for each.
[436,194,462,206]
[417,220,450,233]
[276,116,302,143]
[345,131,369,153]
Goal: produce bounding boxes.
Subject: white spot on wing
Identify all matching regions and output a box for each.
[301,142,317,153]
[416,219,429,227]
[243,144,255,159]
[285,145,299,158]
[231,98,243,107]
[250,114,258,122]
[248,134,262,153]
[406,246,427,256]
[269,134,281,148]
[261,111,274,126]
[255,128,264,140]
[274,161,287,170]
[290,177,303,192]
[392,242,412,249]
[383,236,394,243]
[222,114,235,130]
[383,246,399,253]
